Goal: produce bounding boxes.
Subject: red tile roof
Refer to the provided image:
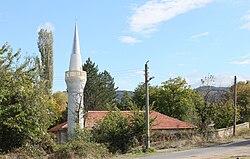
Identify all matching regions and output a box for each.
[48,121,67,132]
[48,111,196,132]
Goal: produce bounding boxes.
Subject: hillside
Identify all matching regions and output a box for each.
[116,90,134,100]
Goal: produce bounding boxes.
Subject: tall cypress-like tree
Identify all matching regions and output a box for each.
[37,29,54,94]
[83,58,100,110]
[82,58,117,111]
[98,70,117,109]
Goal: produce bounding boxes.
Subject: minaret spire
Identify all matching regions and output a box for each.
[69,21,82,71]
[72,21,80,55]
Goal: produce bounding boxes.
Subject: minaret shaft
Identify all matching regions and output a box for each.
[65,22,87,138]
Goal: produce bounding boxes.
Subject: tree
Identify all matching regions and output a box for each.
[156,77,196,121]
[83,58,100,110]
[133,77,196,122]
[97,70,117,109]
[132,83,156,110]
[116,92,134,110]
[194,74,236,134]
[212,100,234,128]
[132,83,146,110]
[37,29,54,94]
[52,91,68,124]
[92,107,155,153]
[92,110,132,153]
[235,81,250,122]
[194,74,217,136]
[0,44,54,152]
[82,58,117,111]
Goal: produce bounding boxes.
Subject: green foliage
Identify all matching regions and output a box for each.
[98,70,117,109]
[52,91,68,124]
[194,75,218,135]
[92,108,155,154]
[92,110,132,153]
[71,126,92,142]
[0,44,54,153]
[132,83,146,109]
[52,128,110,159]
[116,91,135,110]
[194,74,235,134]
[156,77,196,121]
[52,140,110,159]
[213,101,234,128]
[133,77,196,122]
[38,29,54,94]
[235,81,250,122]
[83,58,117,110]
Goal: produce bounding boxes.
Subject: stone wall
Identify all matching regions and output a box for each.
[210,122,249,138]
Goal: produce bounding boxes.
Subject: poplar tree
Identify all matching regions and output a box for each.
[37,29,54,94]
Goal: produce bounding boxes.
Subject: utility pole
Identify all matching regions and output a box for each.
[233,76,237,136]
[145,61,153,150]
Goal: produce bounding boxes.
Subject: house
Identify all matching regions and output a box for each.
[48,111,196,144]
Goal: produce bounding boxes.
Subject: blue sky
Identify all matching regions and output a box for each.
[1,0,250,92]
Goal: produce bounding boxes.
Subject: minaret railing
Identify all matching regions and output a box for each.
[65,71,86,77]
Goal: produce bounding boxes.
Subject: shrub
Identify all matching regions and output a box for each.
[92,110,133,153]
[92,108,154,154]
[51,140,110,159]
[50,127,110,159]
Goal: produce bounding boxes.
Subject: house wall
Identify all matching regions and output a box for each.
[151,129,195,142]
[56,130,67,144]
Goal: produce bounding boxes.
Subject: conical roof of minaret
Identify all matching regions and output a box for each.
[69,21,83,71]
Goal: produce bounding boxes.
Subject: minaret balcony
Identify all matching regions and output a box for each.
[65,70,86,78]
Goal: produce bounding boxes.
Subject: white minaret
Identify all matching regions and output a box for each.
[65,22,87,138]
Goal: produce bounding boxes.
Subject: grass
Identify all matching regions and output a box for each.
[114,128,250,159]
[1,128,249,159]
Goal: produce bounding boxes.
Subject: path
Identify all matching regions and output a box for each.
[139,139,250,159]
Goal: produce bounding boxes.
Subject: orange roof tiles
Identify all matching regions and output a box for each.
[48,111,196,132]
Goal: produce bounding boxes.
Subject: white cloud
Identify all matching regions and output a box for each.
[174,52,185,55]
[37,22,55,32]
[190,32,209,39]
[239,53,250,59]
[215,73,250,87]
[242,10,250,21]
[178,63,188,67]
[230,53,250,65]
[119,36,142,44]
[240,22,250,30]
[231,60,250,65]
[129,0,213,34]
[240,10,250,30]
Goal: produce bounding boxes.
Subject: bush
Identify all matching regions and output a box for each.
[51,128,110,159]
[92,110,133,153]
[51,140,110,159]
[0,133,56,159]
[92,108,154,154]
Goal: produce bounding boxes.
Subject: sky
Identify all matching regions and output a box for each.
[1,0,250,92]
